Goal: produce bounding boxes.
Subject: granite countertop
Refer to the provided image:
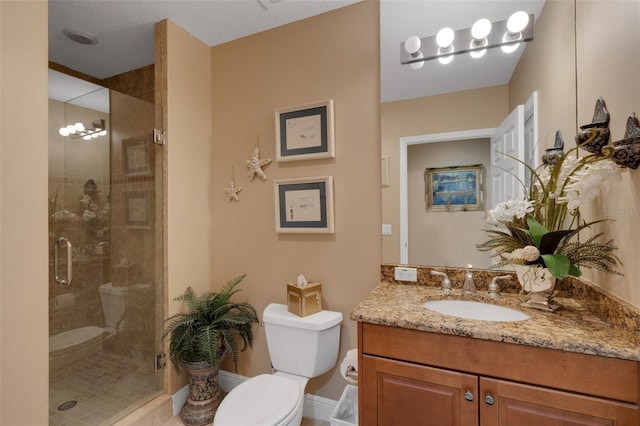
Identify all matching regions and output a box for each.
[351,282,640,362]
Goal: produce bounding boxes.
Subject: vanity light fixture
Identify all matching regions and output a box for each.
[469,18,492,58]
[401,11,534,68]
[58,119,107,140]
[435,27,455,64]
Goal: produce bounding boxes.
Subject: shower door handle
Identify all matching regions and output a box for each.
[54,237,73,287]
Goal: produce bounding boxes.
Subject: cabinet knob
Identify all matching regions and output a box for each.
[464,390,474,402]
[484,394,495,405]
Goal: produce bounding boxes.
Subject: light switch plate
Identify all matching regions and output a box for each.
[382,224,392,235]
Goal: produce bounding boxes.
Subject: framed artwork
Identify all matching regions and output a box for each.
[123,136,151,175]
[381,155,390,187]
[275,100,335,162]
[274,176,334,234]
[125,191,150,229]
[425,165,484,212]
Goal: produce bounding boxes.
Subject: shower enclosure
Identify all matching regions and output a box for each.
[48,71,164,425]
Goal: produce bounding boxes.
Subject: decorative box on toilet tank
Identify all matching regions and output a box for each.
[287,282,322,317]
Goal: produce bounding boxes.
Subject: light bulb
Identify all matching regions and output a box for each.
[91,133,99,138]
[59,127,70,137]
[83,135,92,141]
[66,124,76,134]
[409,52,424,70]
[404,35,421,55]
[435,27,455,48]
[469,26,489,58]
[74,122,84,132]
[507,11,529,34]
[471,18,492,40]
[98,130,107,137]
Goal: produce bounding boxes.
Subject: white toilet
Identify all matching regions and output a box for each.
[99,282,149,333]
[213,303,343,426]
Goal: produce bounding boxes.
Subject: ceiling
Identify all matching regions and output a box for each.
[48,0,545,105]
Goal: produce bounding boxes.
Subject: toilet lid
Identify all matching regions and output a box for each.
[214,374,302,426]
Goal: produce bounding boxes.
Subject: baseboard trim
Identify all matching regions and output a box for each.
[218,370,338,423]
[172,385,189,416]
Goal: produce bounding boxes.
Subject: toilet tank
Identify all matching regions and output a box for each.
[263,303,343,378]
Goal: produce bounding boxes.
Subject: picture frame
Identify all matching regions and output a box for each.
[381,155,390,187]
[124,191,151,229]
[274,176,334,234]
[275,100,335,162]
[123,136,151,175]
[425,164,484,212]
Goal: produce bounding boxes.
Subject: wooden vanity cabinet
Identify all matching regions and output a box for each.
[359,322,640,425]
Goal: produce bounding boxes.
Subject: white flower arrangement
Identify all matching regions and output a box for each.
[478,140,622,280]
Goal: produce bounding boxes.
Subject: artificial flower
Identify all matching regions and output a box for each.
[477,139,622,280]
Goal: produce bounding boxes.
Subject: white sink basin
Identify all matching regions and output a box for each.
[423,300,529,322]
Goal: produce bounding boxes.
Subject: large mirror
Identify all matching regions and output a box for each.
[381,0,578,268]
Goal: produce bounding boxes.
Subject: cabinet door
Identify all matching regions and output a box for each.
[362,355,478,426]
[480,377,640,425]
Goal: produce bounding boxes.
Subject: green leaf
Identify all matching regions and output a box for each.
[526,216,549,248]
[539,229,573,255]
[541,253,570,279]
[568,264,582,277]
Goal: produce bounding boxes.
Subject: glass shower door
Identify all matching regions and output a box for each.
[48,76,164,425]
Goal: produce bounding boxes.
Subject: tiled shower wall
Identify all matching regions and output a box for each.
[49,65,157,337]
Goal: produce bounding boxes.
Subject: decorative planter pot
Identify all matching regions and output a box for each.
[180,358,225,426]
[512,264,559,312]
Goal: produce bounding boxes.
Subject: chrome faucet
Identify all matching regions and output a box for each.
[430,271,451,293]
[488,275,512,298]
[463,266,475,295]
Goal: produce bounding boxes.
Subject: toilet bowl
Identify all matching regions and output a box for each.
[214,373,305,426]
[99,282,149,332]
[213,303,343,426]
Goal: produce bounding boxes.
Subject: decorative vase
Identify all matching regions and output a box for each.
[512,264,559,312]
[180,358,225,426]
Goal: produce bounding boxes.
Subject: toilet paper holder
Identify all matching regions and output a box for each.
[344,365,358,381]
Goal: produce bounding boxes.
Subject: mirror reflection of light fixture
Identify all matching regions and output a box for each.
[469,18,492,58]
[404,35,425,70]
[58,119,107,140]
[401,11,534,68]
[435,27,455,64]
[501,10,530,53]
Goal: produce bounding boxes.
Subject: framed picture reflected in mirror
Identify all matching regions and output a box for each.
[425,164,484,212]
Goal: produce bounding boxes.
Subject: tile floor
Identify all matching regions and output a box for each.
[51,349,331,426]
[162,416,329,425]
[49,350,162,426]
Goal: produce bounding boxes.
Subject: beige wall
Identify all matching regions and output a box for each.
[509,0,577,145]
[407,139,492,268]
[512,0,640,307]
[162,19,215,393]
[0,1,49,425]
[573,0,640,306]
[381,85,509,264]
[210,1,380,400]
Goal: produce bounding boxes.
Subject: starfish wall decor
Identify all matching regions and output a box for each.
[224,181,242,202]
[245,146,271,181]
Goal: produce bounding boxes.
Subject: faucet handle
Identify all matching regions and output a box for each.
[488,275,511,297]
[430,271,452,293]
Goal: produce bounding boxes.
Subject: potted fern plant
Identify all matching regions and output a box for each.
[162,274,258,426]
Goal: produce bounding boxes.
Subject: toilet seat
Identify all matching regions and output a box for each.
[213,374,303,426]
